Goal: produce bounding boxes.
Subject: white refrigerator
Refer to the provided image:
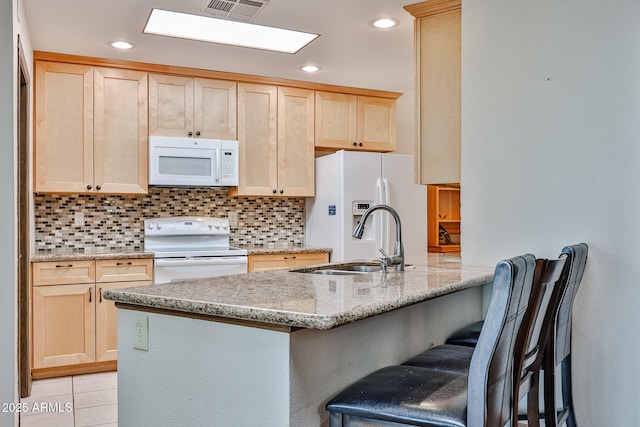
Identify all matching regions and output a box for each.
[305,150,427,264]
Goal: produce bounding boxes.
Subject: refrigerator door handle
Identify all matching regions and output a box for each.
[377,178,386,252]
[383,178,392,254]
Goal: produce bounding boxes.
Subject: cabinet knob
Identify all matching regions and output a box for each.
[96,185,102,190]
[86,184,92,190]
[279,189,284,194]
[353,142,357,147]
[188,131,193,136]
[196,131,201,136]
[359,143,363,147]
[272,189,277,194]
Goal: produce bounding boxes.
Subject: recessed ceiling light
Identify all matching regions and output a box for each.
[301,65,320,73]
[110,41,134,50]
[144,9,319,54]
[372,18,397,29]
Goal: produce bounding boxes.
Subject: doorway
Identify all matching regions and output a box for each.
[17,36,31,398]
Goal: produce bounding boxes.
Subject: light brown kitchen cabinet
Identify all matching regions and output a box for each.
[248,252,330,272]
[405,0,461,184]
[149,74,237,139]
[31,258,152,377]
[34,61,148,194]
[235,84,315,197]
[315,91,396,152]
[427,184,461,253]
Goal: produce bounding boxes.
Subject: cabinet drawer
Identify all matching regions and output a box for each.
[96,259,153,283]
[32,261,96,286]
[248,252,329,272]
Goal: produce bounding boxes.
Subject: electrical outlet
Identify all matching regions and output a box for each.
[134,315,149,351]
[228,211,238,227]
[74,212,84,227]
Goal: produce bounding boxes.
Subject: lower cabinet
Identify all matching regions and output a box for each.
[31,259,152,376]
[248,252,330,272]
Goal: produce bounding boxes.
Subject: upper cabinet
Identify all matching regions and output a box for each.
[315,91,396,152]
[149,74,237,140]
[235,84,314,197]
[405,0,461,184]
[35,61,148,194]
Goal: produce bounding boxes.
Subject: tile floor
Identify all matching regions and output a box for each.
[20,372,117,427]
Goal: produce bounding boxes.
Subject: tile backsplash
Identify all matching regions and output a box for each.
[34,188,305,252]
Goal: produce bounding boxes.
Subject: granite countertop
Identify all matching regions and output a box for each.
[104,254,493,330]
[31,248,153,263]
[242,244,332,255]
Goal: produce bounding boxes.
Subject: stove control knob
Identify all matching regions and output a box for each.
[156,223,163,230]
[146,222,155,230]
[214,222,221,229]
[222,221,228,230]
[208,223,213,229]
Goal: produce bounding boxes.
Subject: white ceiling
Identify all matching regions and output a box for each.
[22,0,417,100]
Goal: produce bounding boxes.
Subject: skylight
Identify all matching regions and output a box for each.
[143,9,319,54]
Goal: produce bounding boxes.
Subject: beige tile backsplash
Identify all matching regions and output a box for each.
[34,188,305,252]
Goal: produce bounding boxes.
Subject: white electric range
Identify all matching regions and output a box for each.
[144,216,248,284]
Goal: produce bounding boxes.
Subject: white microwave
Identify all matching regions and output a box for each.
[149,136,239,187]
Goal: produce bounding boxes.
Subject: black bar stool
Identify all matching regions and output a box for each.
[326,254,537,427]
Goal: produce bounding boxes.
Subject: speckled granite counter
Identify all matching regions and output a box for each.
[31,248,153,262]
[104,254,492,330]
[242,244,332,256]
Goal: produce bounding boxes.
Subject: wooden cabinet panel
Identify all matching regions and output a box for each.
[277,87,315,197]
[32,261,95,286]
[315,92,357,149]
[427,185,460,253]
[33,284,96,369]
[409,3,461,184]
[149,74,194,137]
[237,83,278,196]
[95,259,153,283]
[315,91,396,152]
[357,96,397,152]
[35,62,93,193]
[95,280,151,362]
[194,78,237,139]
[248,252,330,272]
[94,68,148,194]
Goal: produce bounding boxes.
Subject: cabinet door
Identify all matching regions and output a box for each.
[237,83,278,196]
[94,68,148,194]
[95,281,151,362]
[35,61,93,193]
[194,78,237,139]
[149,74,194,137]
[315,91,357,150]
[33,284,95,368]
[417,10,461,184]
[277,87,315,197]
[248,253,330,272]
[357,96,397,152]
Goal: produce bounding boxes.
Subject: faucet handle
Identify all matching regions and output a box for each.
[379,248,390,259]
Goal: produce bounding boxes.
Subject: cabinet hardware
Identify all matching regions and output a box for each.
[196,130,201,136]
[272,189,277,194]
[359,143,363,147]
[55,264,73,268]
[188,131,193,136]
[96,185,102,190]
[99,287,103,303]
[353,142,357,147]
[279,189,284,194]
[89,287,93,303]
[283,256,297,260]
[116,261,133,266]
[86,184,92,190]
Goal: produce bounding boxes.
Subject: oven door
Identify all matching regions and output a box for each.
[154,256,248,284]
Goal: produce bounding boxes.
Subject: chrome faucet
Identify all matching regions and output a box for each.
[352,204,404,272]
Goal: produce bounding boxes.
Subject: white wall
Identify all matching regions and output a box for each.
[0,0,18,424]
[461,0,640,424]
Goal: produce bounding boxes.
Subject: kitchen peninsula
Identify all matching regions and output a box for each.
[104,254,492,426]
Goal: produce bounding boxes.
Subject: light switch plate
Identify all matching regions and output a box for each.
[74,212,84,226]
[134,315,149,351]
[228,211,238,227]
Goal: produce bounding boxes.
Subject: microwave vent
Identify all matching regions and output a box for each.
[201,0,269,23]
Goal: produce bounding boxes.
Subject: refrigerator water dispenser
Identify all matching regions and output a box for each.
[352,201,374,241]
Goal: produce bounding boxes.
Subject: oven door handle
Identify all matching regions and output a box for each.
[155,257,248,267]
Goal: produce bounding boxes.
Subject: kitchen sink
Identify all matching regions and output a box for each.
[291,262,382,275]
